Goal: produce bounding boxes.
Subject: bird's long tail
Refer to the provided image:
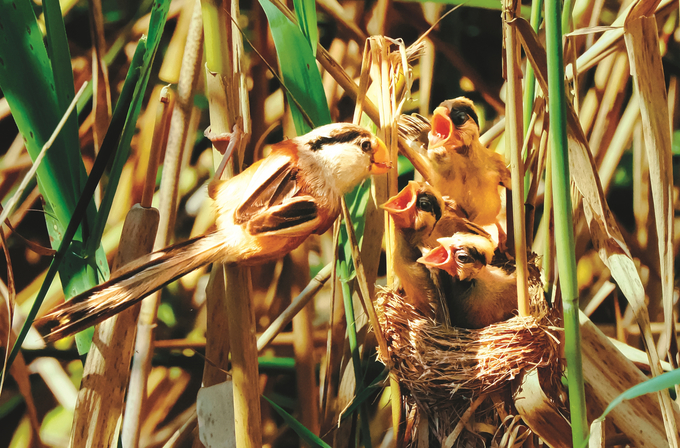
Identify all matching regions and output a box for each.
[38,233,228,341]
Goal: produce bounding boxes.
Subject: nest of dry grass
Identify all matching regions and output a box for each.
[375,280,563,445]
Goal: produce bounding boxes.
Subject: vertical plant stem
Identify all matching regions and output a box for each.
[545,0,588,444]
[338,261,372,448]
[202,1,259,447]
[122,4,203,446]
[523,0,543,197]
[503,0,530,317]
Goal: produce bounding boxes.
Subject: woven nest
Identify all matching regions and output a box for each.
[375,273,563,446]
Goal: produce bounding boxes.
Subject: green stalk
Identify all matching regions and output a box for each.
[338,260,372,448]
[8,41,147,366]
[545,0,587,444]
[561,0,575,34]
[523,0,543,198]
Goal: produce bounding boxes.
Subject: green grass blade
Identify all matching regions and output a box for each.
[263,395,331,448]
[0,0,108,340]
[42,0,82,198]
[599,369,680,422]
[8,40,148,363]
[293,0,318,56]
[258,0,331,134]
[544,0,588,444]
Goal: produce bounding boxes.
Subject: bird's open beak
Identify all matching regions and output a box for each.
[369,137,391,174]
[381,181,419,228]
[417,245,458,277]
[428,107,453,149]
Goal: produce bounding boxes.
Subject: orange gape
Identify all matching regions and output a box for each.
[381,181,489,320]
[39,123,390,341]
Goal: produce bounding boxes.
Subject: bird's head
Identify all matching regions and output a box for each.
[381,181,442,233]
[417,232,493,280]
[428,97,480,153]
[295,123,391,195]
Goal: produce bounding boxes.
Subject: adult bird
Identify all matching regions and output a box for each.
[40,123,391,340]
[418,233,517,329]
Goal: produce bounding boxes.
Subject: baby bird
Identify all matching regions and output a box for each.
[427,98,511,226]
[382,182,487,320]
[418,233,517,329]
[382,181,445,318]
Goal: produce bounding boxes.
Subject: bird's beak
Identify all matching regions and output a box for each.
[428,107,453,149]
[417,245,458,278]
[369,137,391,174]
[381,181,419,228]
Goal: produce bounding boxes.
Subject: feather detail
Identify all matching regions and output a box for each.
[38,233,231,341]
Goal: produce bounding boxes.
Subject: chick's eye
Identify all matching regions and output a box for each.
[361,140,372,152]
[451,110,468,127]
[455,251,471,263]
[417,196,434,214]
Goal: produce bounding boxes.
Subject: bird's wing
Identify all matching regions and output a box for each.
[234,148,302,224]
[398,113,430,154]
[491,154,512,189]
[247,195,321,237]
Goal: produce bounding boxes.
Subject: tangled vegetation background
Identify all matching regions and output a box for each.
[1,0,680,446]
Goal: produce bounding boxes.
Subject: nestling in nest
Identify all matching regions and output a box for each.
[379,98,564,446]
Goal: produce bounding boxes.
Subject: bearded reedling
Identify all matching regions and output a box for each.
[40,123,391,340]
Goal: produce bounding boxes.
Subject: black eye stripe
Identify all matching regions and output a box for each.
[466,247,486,264]
[309,129,367,151]
[416,192,442,221]
[451,104,479,127]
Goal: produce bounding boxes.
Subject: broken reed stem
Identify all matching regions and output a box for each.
[141,86,173,208]
[121,4,205,446]
[201,0,260,447]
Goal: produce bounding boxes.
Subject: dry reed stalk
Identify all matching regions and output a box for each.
[122,3,204,446]
[589,52,629,164]
[199,0,258,446]
[503,0,530,317]
[624,9,679,446]
[87,0,112,157]
[69,87,171,447]
[598,93,639,194]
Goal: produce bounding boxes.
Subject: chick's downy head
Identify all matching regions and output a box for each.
[418,232,493,280]
[381,181,442,235]
[428,97,480,153]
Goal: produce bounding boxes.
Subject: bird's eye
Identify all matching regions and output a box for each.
[450,110,469,127]
[361,140,372,152]
[456,251,471,263]
[417,196,434,214]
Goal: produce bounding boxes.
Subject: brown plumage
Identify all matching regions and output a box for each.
[39,123,391,341]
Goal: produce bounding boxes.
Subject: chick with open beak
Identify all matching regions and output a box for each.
[418,232,517,329]
[426,98,511,228]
